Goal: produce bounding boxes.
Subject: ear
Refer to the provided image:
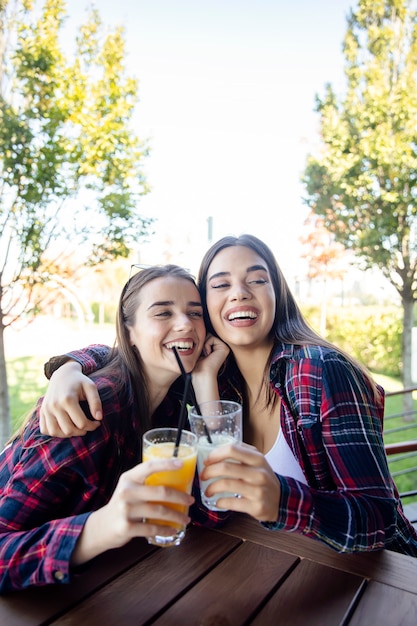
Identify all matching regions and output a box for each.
[128,327,136,347]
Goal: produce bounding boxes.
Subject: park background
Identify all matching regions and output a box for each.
[2,1,417,501]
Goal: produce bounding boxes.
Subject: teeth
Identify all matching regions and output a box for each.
[228,311,257,321]
[166,341,193,350]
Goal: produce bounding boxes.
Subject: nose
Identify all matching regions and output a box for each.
[230,281,251,301]
[173,312,193,331]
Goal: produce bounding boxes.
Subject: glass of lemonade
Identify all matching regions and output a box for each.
[188,400,242,511]
[142,427,197,547]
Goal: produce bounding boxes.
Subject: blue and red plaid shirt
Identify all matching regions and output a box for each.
[44,342,417,557]
[0,366,227,593]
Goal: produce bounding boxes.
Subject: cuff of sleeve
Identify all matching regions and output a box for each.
[42,513,91,585]
[261,474,292,531]
[44,355,73,379]
[44,345,111,379]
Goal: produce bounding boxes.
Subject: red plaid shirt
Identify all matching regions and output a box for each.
[0,368,227,593]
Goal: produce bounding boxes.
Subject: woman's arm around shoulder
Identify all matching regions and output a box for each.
[40,361,104,437]
[40,344,112,437]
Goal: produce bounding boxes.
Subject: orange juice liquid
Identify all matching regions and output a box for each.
[143,442,197,528]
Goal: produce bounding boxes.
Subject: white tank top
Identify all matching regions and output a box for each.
[265,429,307,485]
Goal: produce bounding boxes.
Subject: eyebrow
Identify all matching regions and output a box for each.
[208,264,268,282]
[147,300,203,311]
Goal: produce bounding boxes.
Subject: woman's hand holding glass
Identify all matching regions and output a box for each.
[72,457,194,565]
[199,442,281,523]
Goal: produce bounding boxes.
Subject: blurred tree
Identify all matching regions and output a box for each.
[300,211,347,335]
[0,0,152,444]
[303,0,417,418]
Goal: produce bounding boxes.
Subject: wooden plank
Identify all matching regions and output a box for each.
[349,580,417,626]
[152,541,299,626]
[216,515,417,594]
[250,559,366,626]
[0,539,156,626]
[51,526,241,625]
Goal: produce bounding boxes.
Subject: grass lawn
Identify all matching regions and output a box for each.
[382,389,417,499]
[8,354,49,432]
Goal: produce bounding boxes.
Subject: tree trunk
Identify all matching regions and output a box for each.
[401,295,415,422]
[0,319,11,449]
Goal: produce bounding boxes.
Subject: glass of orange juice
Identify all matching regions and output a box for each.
[142,427,197,547]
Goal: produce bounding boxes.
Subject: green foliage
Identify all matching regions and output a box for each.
[384,391,417,500]
[91,301,117,324]
[303,0,417,294]
[8,355,48,432]
[303,305,403,376]
[302,0,417,388]
[0,0,152,325]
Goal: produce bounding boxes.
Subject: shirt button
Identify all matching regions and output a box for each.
[54,570,65,581]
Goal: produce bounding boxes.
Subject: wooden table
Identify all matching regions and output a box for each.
[1,515,417,625]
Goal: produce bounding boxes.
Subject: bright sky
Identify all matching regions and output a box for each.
[65,0,355,277]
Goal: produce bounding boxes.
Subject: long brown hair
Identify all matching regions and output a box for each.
[198,234,380,406]
[96,264,199,435]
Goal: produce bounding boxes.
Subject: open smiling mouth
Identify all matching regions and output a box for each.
[227,311,257,321]
[165,341,194,351]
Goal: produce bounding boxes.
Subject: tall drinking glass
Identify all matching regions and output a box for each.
[188,400,242,511]
[142,427,197,547]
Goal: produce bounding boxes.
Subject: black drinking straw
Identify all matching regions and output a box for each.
[172,346,202,414]
[172,347,212,444]
[173,372,191,457]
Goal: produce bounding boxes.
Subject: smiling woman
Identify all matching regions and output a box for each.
[193,234,417,557]
[0,264,232,593]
